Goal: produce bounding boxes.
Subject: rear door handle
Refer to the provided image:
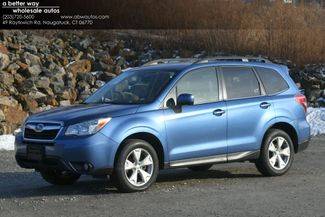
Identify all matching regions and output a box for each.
[213,109,225,116]
[260,102,271,109]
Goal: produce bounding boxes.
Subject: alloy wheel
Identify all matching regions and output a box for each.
[268,136,291,170]
[124,148,154,187]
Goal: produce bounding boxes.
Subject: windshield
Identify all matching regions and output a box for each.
[84,69,177,104]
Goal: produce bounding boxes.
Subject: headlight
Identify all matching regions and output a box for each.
[65,117,111,136]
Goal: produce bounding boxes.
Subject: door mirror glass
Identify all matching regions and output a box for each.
[177,94,194,106]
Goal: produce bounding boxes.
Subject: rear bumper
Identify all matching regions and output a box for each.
[15,132,118,175]
[297,139,310,153]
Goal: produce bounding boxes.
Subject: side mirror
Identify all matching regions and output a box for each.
[177,94,194,106]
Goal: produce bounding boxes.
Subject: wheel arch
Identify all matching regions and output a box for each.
[114,132,166,169]
[262,121,299,153]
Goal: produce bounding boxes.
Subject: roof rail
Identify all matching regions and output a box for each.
[143,58,198,66]
[195,56,271,64]
[143,56,272,66]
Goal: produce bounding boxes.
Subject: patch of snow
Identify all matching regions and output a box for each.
[0,134,15,151]
[306,107,325,136]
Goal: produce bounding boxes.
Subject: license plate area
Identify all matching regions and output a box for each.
[26,144,44,161]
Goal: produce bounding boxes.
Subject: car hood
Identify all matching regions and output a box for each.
[27,104,140,125]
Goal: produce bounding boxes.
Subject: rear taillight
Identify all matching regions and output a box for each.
[295,94,307,113]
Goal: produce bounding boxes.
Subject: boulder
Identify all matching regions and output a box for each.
[19,78,37,93]
[95,80,106,88]
[22,52,41,66]
[0,96,19,107]
[59,100,71,107]
[77,73,96,86]
[35,77,51,89]
[67,60,91,77]
[0,43,9,54]
[13,73,25,86]
[27,64,42,77]
[0,109,5,122]
[0,53,10,70]
[28,90,47,104]
[6,63,20,74]
[0,72,15,86]
[19,94,38,113]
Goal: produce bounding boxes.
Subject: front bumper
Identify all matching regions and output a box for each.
[15,132,118,175]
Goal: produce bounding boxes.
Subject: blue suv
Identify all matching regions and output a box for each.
[15,57,310,192]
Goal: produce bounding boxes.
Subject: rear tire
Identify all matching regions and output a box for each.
[255,129,294,176]
[188,164,213,172]
[113,139,159,192]
[40,169,80,185]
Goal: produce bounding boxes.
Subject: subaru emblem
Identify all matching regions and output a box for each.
[35,124,44,132]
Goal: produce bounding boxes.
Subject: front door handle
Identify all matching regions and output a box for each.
[213,109,225,116]
[260,102,271,109]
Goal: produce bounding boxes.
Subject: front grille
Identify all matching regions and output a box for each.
[24,122,61,140]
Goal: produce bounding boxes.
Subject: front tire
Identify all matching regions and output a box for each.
[40,169,80,185]
[255,129,294,176]
[113,139,159,192]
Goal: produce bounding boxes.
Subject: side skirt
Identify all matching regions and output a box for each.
[168,150,260,168]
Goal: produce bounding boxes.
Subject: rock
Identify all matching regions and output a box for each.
[77,73,96,86]
[0,96,19,107]
[0,43,9,54]
[27,64,42,77]
[25,44,38,54]
[46,97,59,107]
[0,72,15,86]
[35,77,50,89]
[19,78,37,93]
[0,109,5,121]
[121,48,137,61]
[50,81,65,95]
[95,80,106,88]
[94,71,116,81]
[67,60,91,77]
[60,90,72,100]
[0,53,10,70]
[28,90,47,103]
[8,86,18,96]
[59,100,71,107]
[115,66,122,75]
[37,105,52,112]
[6,63,20,74]
[13,73,25,86]
[22,52,41,66]
[16,61,28,70]
[19,94,38,113]
[0,103,27,131]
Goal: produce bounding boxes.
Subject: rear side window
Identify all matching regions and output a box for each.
[177,67,218,105]
[222,67,261,99]
[255,67,289,95]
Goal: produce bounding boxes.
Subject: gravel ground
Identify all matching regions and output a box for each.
[0,136,324,217]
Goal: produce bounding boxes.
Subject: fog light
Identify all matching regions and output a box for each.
[84,163,93,171]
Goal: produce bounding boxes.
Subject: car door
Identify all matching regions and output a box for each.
[163,67,227,165]
[220,66,276,155]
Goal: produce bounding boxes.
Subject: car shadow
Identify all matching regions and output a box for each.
[0,168,261,199]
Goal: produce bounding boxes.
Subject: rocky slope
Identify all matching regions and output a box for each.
[0,30,324,134]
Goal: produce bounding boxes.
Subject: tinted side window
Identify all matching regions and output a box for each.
[177,67,218,105]
[222,67,261,99]
[255,67,289,95]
